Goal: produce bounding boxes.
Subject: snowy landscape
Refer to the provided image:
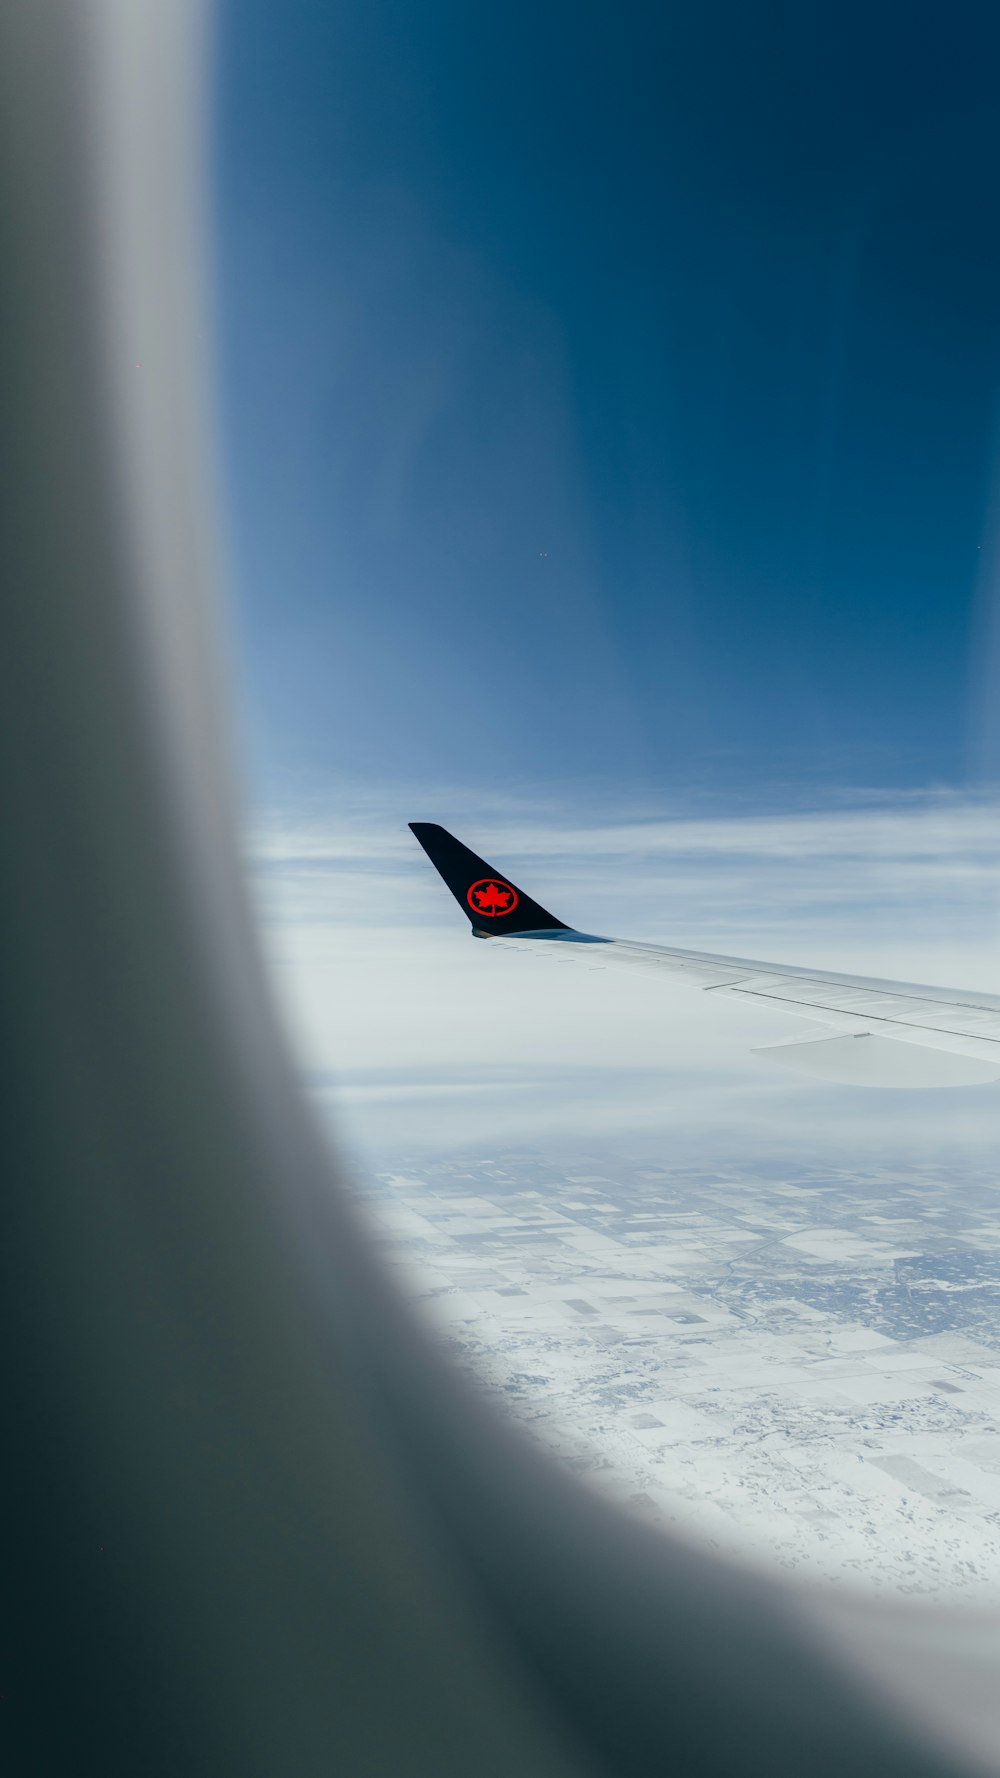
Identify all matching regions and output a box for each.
[348,1141,1000,1601]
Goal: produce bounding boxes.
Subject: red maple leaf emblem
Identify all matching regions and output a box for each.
[475,882,511,913]
[467,878,518,917]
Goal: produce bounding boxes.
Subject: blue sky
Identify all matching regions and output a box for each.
[215,1,1000,810]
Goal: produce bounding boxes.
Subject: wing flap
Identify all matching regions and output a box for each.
[752,1032,1000,1089]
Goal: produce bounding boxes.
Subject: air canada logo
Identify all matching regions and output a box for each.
[467,878,519,918]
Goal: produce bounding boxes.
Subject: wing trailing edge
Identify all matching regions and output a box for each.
[752,1032,1000,1089]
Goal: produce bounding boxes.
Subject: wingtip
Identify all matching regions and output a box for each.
[407,822,569,932]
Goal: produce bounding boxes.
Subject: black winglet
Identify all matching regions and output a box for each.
[409,823,570,934]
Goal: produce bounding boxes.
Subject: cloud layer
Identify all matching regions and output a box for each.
[245,786,1000,1163]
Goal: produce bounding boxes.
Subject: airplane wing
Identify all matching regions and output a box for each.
[409,822,1000,1088]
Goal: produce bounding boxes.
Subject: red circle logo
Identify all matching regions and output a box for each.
[467,878,519,918]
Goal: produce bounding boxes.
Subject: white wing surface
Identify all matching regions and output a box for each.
[409,822,1000,1088]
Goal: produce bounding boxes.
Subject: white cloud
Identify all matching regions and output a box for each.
[245,785,1000,1162]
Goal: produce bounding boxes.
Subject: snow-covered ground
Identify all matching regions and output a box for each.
[351,1148,1000,1601]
